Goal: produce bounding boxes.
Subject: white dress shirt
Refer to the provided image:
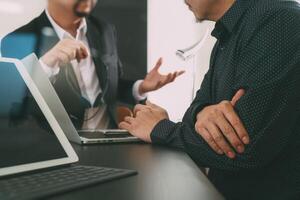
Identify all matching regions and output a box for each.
[40,10,146,129]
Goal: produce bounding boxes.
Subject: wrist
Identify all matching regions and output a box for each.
[150,119,176,145]
[138,81,147,95]
[41,53,58,68]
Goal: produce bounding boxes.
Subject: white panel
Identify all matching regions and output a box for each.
[148,0,216,121]
[0,0,46,38]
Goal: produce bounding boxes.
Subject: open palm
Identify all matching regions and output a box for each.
[139,58,185,94]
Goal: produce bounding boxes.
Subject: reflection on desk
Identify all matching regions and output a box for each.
[48,143,224,200]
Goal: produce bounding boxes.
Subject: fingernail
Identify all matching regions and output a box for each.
[217,149,223,155]
[227,151,235,159]
[237,145,244,153]
[242,136,249,144]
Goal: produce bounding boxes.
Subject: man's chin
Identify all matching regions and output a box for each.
[73,0,95,18]
[195,18,205,23]
[74,11,91,17]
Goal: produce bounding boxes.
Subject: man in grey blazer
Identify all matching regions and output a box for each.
[1,0,184,129]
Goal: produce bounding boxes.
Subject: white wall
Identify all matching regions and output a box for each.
[148,0,216,122]
[0,0,46,38]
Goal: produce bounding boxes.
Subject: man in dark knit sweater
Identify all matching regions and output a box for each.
[120,0,300,199]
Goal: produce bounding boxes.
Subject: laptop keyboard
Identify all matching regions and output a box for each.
[0,165,137,200]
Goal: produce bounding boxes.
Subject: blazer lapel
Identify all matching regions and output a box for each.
[64,63,81,95]
[36,12,60,57]
[37,12,81,96]
[86,19,108,98]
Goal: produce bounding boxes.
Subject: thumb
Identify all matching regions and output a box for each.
[231,89,245,106]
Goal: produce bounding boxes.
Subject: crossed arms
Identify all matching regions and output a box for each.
[120,12,300,170]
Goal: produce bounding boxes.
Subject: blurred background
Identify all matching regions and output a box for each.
[0,0,223,121]
[94,0,147,81]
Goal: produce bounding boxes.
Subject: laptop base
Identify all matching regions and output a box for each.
[78,130,141,144]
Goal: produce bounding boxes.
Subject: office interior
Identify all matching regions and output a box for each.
[0,0,299,199]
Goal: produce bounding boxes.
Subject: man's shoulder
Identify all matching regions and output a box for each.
[242,0,300,32]
[251,0,300,20]
[9,11,47,35]
[1,11,49,58]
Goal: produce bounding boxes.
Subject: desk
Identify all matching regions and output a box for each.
[48,143,224,200]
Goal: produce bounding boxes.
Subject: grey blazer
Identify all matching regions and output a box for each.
[2,12,137,128]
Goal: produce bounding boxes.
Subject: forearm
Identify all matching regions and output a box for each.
[151,119,257,171]
[117,79,137,105]
[151,75,300,172]
[151,116,298,172]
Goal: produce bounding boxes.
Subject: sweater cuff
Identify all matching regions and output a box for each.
[190,103,210,123]
[150,119,176,145]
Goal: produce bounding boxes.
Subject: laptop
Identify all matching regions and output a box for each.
[0,56,137,200]
[21,53,140,144]
[2,32,140,144]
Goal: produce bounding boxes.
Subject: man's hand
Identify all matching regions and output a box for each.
[195,89,250,159]
[139,58,185,94]
[119,101,169,143]
[41,38,89,67]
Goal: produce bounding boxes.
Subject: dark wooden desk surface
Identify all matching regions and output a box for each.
[49,143,224,200]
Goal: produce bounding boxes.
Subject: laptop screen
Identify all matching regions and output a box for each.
[0,61,68,169]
